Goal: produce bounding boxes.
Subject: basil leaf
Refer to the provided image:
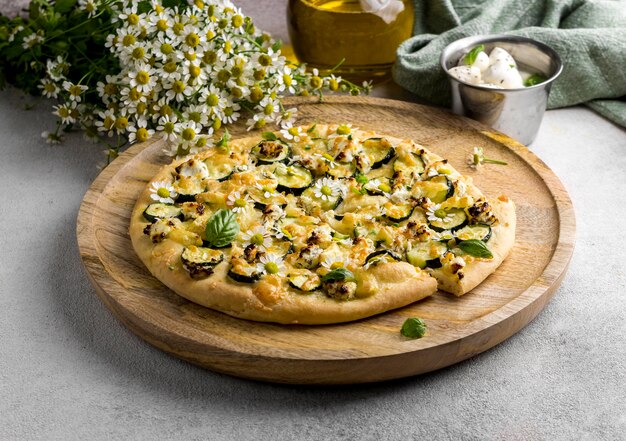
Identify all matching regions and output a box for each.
[262,131,277,141]
[401,317,427,339]
[463,44,485,66]
[458,239,493,259]
[524,73,547,87]
[216,129,230,148]
[205,209,239,248]
[321,268,354,283]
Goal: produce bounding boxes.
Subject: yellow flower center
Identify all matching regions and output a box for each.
[172,80,185,94]
[104,83,117,95]
[136,127,149,142]
[115,116,128,130]
[122,34,136,47]
[156,19,168,32]
[127,13,140,26]
[250,86,263,102]
[251,234,264,245]
[224,107,234,117]
[172,22,184,35]
[265,262,279,274]
[330,261,344,269]
[184,52,197,61]
[434,209,447,219]
[310,76,322,89]
[44,83,56,93]
[160,43,173,54]
[283,74,292,87]
[163,121,175,133]
[103,116,115,130]
[159,104,172,117]
[132,47,145,60]
[321,185,332,196]
[234,198,247,208]
[157,187,170,198]
[163,61,177,73]
[232,15,244,28]
[288,127,298,136]
[258,54,271,66]
[263,104,274,115]
[189,65,201,78]
[203,50,217,64]
[181,127,196,141]
[69,85,83,97]
[129,88,142,101]
[136,71,150,85]
[207,94,219,106]
[253,118,266,129]
[336,125,350,135]
[185,32,200,48]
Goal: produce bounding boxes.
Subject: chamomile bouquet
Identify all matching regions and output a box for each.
[0,0,369,164]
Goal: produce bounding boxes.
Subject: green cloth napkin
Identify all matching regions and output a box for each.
[393,0,626,127]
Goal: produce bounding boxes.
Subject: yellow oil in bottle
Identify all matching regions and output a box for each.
[287,0,414,82]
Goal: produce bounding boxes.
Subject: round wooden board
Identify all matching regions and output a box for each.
[77,96,575,384]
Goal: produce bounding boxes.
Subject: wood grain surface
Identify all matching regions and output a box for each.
[76,96,575,384]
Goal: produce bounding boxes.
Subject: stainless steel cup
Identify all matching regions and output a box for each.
[440,34,563,145]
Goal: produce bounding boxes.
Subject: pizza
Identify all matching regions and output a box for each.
[129,124,515,324]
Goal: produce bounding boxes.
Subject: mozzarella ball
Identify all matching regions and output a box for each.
[472,51,490,72]
[488,47,517,69]
[448,66,482,85]
[482,62,524,88]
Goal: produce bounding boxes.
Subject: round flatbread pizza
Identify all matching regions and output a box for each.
[129,123,516,324]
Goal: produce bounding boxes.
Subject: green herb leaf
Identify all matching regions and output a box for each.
[205,209,239,248]
[54,0,78,14]
[271,39,282,52]
[321,268,355,283]
[306,124,317,133]
[355,172,368,185]
[464,44,485,66]
[458,239,493,259]
[262,131,277,141]
[524,73,547,87]
[401,317,427,339]
[216,129,230,148]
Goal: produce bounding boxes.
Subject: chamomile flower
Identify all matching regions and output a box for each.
[128,64,157,94]
[314,152,337,169]
[95,109,117,137]
[328,123,354,139]
[280,124,305,143]
[255,182,277,199]
[313,177,343,201]
[227,191,253,213]
[276,107,297,128]
[156,114,179,142]
[53,102,76,124]
[128,119,154,143]
[426,203,453,223]
[22,32,44,50]
[41,131,64,145]
[246,114,267,131]
[38,79,60,99]
[390,187,411,204]
[63,81,88,103]
[150,181,178,203]
[241,225,272,251]
[257,253,286,277]
[277,67,296,94]
[320,251,349,270]
[78,0,98,18]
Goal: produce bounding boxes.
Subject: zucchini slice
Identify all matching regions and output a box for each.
[288,269,322,292]
[364,178,392,196]
[393,152,425,176]
[274,164,313,195]
[252,140,290,164]
[172,177,205,203]
[181,246,224,279]
[143,203,184,223]
[361,138,395,169]
[248,182,288,209]
[326,161,357,179]
[301,187,343,212]
[384,203,414,222]
[227,263,262,283]
[267,238,294,257]
[203,159,235,181]
[365,249,402,265]
[406,241,448,269]
[428,208,468,232]
[412,176,452,204]
[455,224,492,242]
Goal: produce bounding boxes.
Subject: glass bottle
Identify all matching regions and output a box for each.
[287,0,414,82]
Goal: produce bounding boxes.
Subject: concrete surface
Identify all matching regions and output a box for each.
[1,1,625,440]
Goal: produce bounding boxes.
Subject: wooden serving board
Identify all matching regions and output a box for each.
[77,96,575,384]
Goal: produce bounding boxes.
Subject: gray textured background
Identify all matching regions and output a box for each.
[1,1,625,440]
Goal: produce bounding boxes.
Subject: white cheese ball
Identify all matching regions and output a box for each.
[482,61,524,88]
[488,47,517,69]
[457,50,490,72]
[448,65,482,85]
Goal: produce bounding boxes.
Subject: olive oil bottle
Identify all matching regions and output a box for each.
[287,0,414,82]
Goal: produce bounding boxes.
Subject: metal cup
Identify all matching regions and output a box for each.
[440,34,563,145]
